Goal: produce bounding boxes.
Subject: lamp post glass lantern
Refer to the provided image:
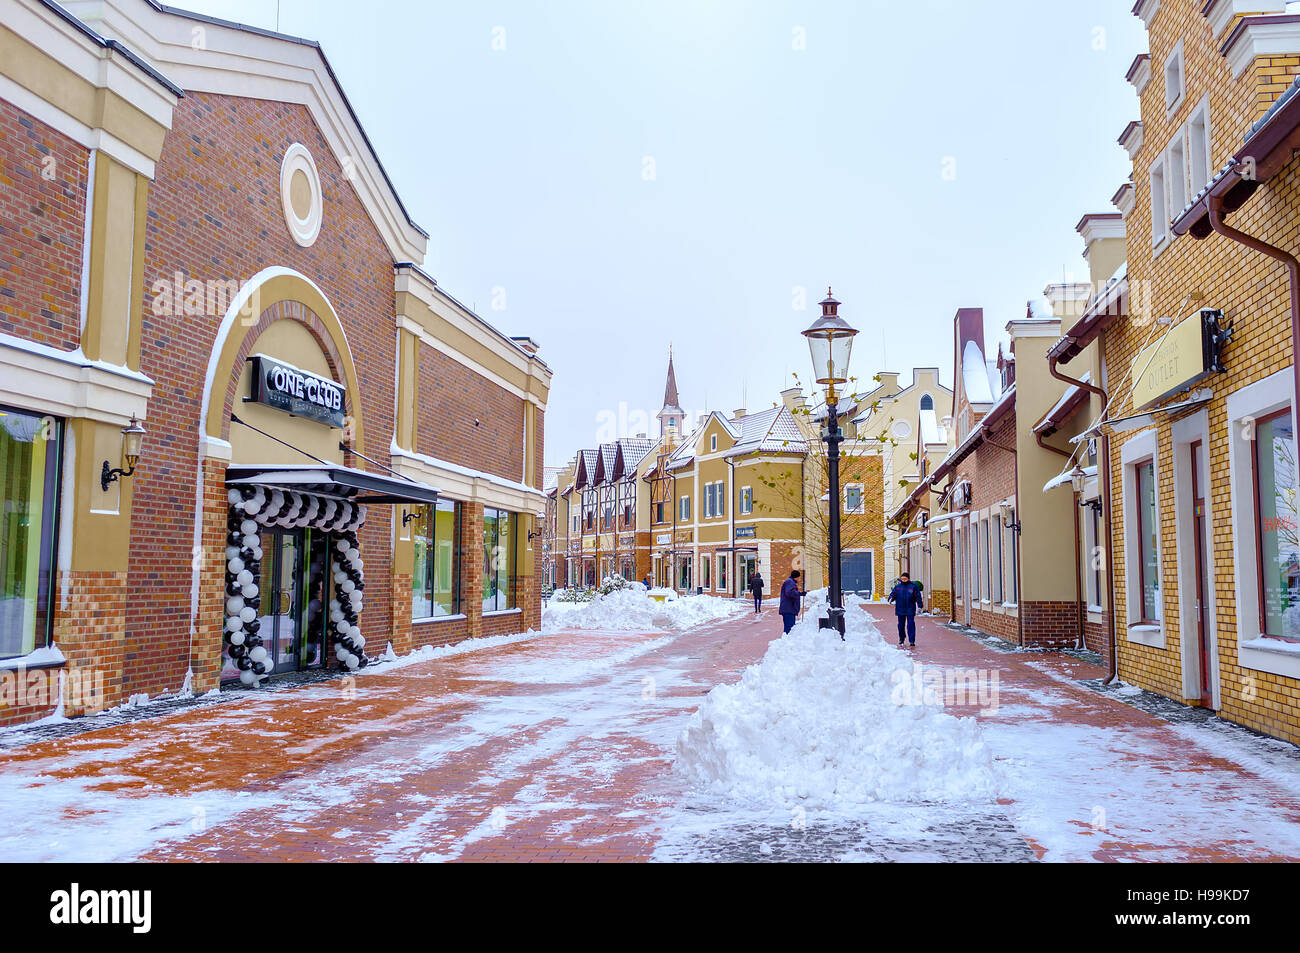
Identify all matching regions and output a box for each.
[803,288,857,636]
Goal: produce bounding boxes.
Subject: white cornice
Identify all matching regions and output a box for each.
[1113,181,1137,217]
[1205,0,1288,39]
[2,0,179,177]
[1128,56,1152,94]
[1225,16,1300,77]
[1077,216,1126,246]
[1134,0,1162,29]
[1120,122,1144,161]
[0,333,153,425]
[63,0,428,263]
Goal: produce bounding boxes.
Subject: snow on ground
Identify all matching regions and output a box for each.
[674,598,996,808]
[543,586,742,633]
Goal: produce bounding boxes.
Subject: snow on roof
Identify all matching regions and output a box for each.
[919,408,946,446]
[1028,297,1055,321]
[1043,463,1097,493]
[962,340,995,405]
[725,405,808,457]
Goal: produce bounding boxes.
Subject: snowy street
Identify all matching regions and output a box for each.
[2,598,1299,863]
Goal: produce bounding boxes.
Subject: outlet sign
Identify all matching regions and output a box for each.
[247,355,346,428]
[1129,309,1229,411]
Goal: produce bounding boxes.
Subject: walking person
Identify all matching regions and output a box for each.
[778,570,806,634]
[887,572,922,647]
[748,571,765,614]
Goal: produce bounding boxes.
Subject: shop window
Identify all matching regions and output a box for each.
[1135,460,1161,622]
[483,507,517,612]
[702,556,711,590]
[1085,503,1103,610]
[717,555,727,591]
[1252,410,1300,640]
[412,499,461,620]
[0,407,61,659]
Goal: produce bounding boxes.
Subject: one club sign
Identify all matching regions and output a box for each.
[246,354,346,428]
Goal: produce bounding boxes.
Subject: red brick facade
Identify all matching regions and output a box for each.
[0,97,87,351]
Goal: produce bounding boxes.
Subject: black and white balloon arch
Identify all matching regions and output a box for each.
[224,485,370,688]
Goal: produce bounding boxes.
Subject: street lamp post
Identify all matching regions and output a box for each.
[803,288,858,637]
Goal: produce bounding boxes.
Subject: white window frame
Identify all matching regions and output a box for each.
[1002,508,1019,608]
[679,495,690,521]
[1121,428,1165,646]
[1227,367,1300,679]
[1149,159,1168,251]
[710,434,717,452]
[717,553,727,591]
[740,485,753,515]
[844,483,865,515]
[1164,38,1185,115]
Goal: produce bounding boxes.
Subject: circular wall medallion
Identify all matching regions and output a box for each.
[280,143,322,247]
[891,419,913,439]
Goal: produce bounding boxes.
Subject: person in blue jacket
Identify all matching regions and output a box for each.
[778,570,806,634]
[887,572,922,647]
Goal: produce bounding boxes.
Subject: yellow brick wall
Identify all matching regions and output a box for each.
[1109,0,1300,743]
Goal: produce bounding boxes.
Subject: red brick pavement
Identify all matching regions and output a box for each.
[1,600,1297,862]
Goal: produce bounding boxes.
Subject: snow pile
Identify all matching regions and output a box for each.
[675,601,997,807]
[543,587,741,633]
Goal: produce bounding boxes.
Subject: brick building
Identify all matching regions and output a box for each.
[1046,0,1300,745]
[0,0,549,727]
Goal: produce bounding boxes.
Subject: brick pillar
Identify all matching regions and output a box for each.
[462,502,484,640]
[54,569,128,715]
[389,568,414,657]
[192,458,230,694]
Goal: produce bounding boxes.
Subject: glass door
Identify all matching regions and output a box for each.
[258,527,328,674]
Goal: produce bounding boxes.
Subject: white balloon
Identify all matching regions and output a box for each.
[226,596,244,615]
[253,545,264,561]
[335,538,350,553]
[344,654,359,670]
[229,557,245,574]
[239,669,256,686]
[242,533,259,549]
[249,646,268,663]
[330,609,343,624]
[329,599,341,612]
[335,643,348,658]
[226,615,243,632]
[238,519,255,536]
[229,631,246,646]
[341,579,355,594]
[239,606,257,623]
[349,624,362,640]
[239,583,257,599]
[354,634,365,649]
[227,489,242,505]
[236,569,253,586]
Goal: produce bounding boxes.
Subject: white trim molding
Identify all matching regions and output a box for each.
[1205,0,1288,39]
[0,332,152,425]
[279,142,322,247]
[1120,426,1166,647]
[1134,0,1162,29]
[1224,14,1300,78]
[1225,367,1300,679]
[1171,409,1220,708]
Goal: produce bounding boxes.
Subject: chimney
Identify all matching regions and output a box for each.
[732,407,747,419]
[511,335,540,356]
[779,386,806,413]
[1076,213,1126,291]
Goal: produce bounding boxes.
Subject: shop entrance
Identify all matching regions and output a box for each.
[259,526,328,674]
[738,553,756,596]
[1190,440,1213,707]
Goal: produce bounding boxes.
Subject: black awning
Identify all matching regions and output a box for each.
[225,464,439,505]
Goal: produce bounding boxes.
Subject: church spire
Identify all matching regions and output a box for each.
[658,347,684,438]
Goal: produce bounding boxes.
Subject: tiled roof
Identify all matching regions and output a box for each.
[725,406,808,457]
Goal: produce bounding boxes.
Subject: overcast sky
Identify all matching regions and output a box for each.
[174,0,1146,467]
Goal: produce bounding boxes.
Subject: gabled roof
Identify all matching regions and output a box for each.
[725,406,808,457]
[613,437,656,478]
[574,449,598,488]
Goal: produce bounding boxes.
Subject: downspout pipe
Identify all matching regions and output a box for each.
[1206,191,1300,450]
[1048,354,1117,684]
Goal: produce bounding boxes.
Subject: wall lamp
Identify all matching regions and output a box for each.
[1070,464,1103,515]
[998,501,1021,535]
[101,415,147,492]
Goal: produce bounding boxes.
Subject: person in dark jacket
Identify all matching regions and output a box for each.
[778,570,806,634]
[747,571,764,613]
[887,572,922,646]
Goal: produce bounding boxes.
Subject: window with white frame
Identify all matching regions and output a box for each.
[992,516,1003,604]
[1167,135,1187,222]
[710,434,717,452]
[740,486,753,514]
[1251,410,1300,641]
[845,483,864,514]
[679,495,690,521]
[702,480,726,519]
[972,520,981,601]
[1188,99,1211,197]
[1134,459,1161,623]
[717,554,727,591]
[1150,160,1168,247]
[1164,39,1184,114]
[953,527,964,598]
[983,519,992,601]
[1004,512,1018,604]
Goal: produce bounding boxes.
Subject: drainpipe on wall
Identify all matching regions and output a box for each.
[728,456,736,597]
[1048,355,1117,684]
[1206,191,1300,448]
